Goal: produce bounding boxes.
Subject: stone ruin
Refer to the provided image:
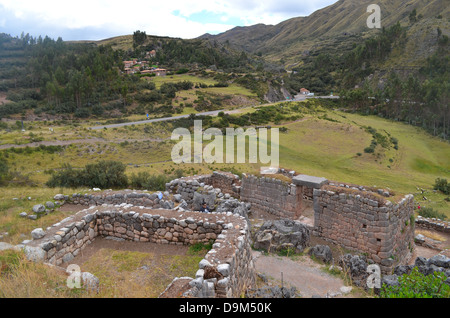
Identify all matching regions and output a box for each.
[17,169,433,297]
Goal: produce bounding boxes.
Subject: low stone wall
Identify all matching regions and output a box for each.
[97,209,222,245]
[43,211,97,266]
[166,175,211,204]
[313,186,415,274]
[187,219,256,298]
[210,171,241,197]
[22,205,256,298]
[69,191,174,210]
[415,216,450,233]
[240,175,301,219]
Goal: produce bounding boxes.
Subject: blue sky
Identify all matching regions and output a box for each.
[0,0,338,41]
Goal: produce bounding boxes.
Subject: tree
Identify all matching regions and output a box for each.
[68,70,84,108]
[133,30,147,48]
[0,156,9,185]
[409,9,417,23]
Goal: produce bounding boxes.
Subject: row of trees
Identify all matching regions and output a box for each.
[46,160,184,191]
[126,31,259,72]
[0,33,141,118]
[0,31,265,119]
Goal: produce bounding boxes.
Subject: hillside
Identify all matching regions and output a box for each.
[0,32,268,121]
[201,0,449,66]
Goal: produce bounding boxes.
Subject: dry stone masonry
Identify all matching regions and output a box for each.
[415,215,450,233]
[21,203,256,298]
[313,185,415,274]
[240,174,302,219]
[18,169,420,297]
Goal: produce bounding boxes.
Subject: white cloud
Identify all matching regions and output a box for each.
[0,0,337,40]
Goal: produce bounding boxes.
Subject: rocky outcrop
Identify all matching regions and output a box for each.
[382,255,450,289]
[338,254,369,288]
[253,219,310,254]
[309,245,333,264]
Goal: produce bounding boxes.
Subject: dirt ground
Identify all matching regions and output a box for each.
[65,237,193,267]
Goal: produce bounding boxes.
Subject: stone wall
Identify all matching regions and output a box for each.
[165,175,211,204]
[187,219,256,298]
[41,210,97,266]
[415,216,450,233]
[22,205,256,298]
[210,171,241,197]
[313,185,415,274]
[69,191,175,210]
[240,174,301,219]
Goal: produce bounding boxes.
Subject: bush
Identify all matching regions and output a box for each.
[130,170,183,191]
[418,207,447,220]
[83,160,128,189]
[46,161,128,189]
[175,68,189,74]
[74,108,90,118]
[380,267,450,298]
[0,156,9,185]
[434,178,450,195]
[45,164,84,188]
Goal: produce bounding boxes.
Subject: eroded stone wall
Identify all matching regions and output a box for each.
[415,215,450,233]
[240,175,301,219]
[23,205,256,298]
[313,186,415,274]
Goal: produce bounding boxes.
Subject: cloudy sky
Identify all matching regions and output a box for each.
[0,0,337,41]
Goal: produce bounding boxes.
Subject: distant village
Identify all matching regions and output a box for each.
[122,50,167,76]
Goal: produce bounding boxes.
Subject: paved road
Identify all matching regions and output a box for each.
[89,96,339,130]
[89,109,233,130]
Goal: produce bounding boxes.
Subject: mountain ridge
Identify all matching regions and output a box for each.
[199,0,448,64]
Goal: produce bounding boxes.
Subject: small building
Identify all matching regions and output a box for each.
[123,60,137,69]
[300,88,310,95]
[154,68,166,76]
[146,50,156,58]
[141,68,167,76]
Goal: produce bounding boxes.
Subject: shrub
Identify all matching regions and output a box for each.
[83,160,128,189]
[418,207,447,220]
[380,267,450,298]
[434,178,449,195]
[0,156,9,185]
[130,171,176,191]
[46,161,128,189]
[45,163,84,188]
[74,108,90,118]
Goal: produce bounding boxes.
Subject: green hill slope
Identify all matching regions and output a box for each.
[202,0,449,66]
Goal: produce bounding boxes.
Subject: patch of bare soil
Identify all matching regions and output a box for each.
[252,251,358,298]
[410,229,450,261]
[57,203,90,213]
[159,278,192,298]
[0,94,10,104]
